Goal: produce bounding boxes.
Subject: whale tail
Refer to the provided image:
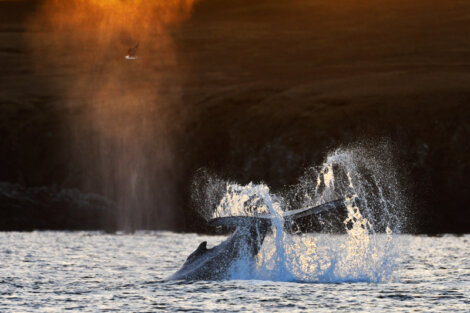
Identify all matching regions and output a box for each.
[207,199,345,256]
[208,199,345,229]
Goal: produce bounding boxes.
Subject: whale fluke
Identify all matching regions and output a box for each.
[209,199,345,228]
[282,199,346,220]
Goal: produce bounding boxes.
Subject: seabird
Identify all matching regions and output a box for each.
[125,43,139,60]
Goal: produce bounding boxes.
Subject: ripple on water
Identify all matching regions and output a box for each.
[0,232,468,312]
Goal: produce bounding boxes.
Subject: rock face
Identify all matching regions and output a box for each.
[0,183,114,231]
[181,88,470,234]
[1,0,470,233]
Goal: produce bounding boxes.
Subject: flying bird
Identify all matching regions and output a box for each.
[125,43,139,60]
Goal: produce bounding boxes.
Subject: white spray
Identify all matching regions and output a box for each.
[197,143,407,282]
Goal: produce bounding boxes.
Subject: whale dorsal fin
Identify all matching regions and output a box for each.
[197,241,207,251]
[184,241,208,265]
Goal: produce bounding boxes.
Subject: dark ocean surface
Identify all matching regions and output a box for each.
[1,232,468,312]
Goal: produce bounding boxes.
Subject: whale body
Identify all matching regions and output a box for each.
[168,218,270,280]
[167,199,345,281]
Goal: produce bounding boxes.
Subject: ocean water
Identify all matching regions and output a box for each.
[1,231,468,312]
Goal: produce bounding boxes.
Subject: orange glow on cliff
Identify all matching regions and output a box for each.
[28,0,199,229]
[29,0,198,135]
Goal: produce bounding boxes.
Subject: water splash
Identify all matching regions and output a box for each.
[214,183,283,218]
[196,142,407,283]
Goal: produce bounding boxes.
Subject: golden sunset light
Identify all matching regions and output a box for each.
[0,0,469,311]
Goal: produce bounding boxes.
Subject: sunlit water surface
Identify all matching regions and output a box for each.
[1,232,468,312]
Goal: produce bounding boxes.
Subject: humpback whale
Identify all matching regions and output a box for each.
[167,199,345,281]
